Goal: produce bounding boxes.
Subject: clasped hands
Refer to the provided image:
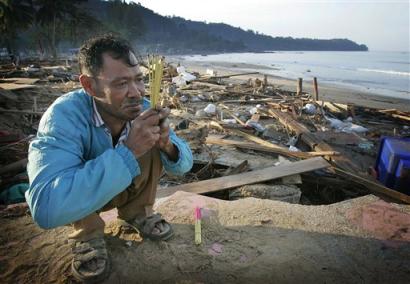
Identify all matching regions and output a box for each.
[124,107,177,160]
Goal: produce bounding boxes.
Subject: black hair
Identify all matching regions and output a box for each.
[78,34,137,76]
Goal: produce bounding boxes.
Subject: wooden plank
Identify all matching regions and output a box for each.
[206,135,340,158]
[223,160,249,176]
[334,167,410,204]
[0,83,37,90]
[0,78,40,85]
[222,98,279,104]
[391,113,410,122]
[156,157,330,198]
[208,71,260,79]
[0,108,44,115]
[297,78,302,96]
[269,107,410,204]
[313,77,319,101]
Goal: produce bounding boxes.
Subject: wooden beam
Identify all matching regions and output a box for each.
[0,83,37,91]
[0,77,40,85]
[219,104,247,126]
[267,109,359,172]
[297,78,303,96]
[263,74,268,91]
[313,77,319,101]
[266,108,409,204]
[0,108,44,115]
[206,135,340,159]
[157,157,330,198]
[208,71,260,79]
[222,98,279,104]
[334,167,410,204]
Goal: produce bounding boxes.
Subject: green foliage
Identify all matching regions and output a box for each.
[1,0,368,58]
[0,0,34,54]
[104,0,145,40]
[35,0,88,58]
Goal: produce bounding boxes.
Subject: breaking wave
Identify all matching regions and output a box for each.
[358,68,410,76]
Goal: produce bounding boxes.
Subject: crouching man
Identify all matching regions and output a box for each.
[26,34,193,282]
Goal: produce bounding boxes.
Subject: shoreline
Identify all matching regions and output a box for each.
[168,57,410,112]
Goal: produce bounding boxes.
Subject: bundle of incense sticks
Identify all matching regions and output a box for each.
[194,206,202,245]
[148,55,164,109]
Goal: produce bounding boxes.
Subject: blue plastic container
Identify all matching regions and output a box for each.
[375,137,410,193]
[394,159,410,194]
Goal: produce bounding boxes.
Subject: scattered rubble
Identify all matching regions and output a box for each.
[1,56,410,283]
[1,58,410,206]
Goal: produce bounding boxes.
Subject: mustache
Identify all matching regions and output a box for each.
[122,98,143,107]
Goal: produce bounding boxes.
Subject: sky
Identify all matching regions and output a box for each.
[132,0,410,52]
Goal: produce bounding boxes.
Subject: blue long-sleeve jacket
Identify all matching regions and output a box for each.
[26,89,193,229]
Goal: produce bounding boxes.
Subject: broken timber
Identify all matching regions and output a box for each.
[206,135,340,159]
[156,157,330,198]
[206,71,259,79]
[267,109,359,172]
[334,168,410,204]
[267,108,410,204]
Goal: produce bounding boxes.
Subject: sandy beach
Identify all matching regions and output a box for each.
[169,56,410,113]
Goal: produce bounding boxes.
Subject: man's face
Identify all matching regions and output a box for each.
[92,52,145,122]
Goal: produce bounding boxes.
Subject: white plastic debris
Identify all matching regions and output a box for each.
[204,103,217,114]
[326,117,344,129]
[176,66,185,73]
[286,136,298,147]
[347,124,368,133]
[222,119,237,124]
[26,66,40,72]
[324,116,368,133]
[206,69,217,76]
[176,66,196,81]
[172,65,197,86]
[172,76,186,87]
[191,96,201,102]
[289,145,300,152]
[181,72,196,82]
[358,141,374,150]
[197,94,206,101]
[179,95,189,103]
[302,103,316,115]
[195,109,207,118]
[249,107,258,115]
[245,120,265,132]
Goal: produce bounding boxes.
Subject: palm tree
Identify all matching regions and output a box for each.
[0,0,34,55]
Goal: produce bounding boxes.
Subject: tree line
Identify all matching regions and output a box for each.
[0,0,145,59]
[0,0,368,59]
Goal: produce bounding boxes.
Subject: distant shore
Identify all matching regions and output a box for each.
[169,56,410,113]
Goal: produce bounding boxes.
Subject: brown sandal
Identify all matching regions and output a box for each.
[124,213,174,241]
[71,237,111,283]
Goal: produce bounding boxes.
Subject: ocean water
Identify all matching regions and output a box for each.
[185,51,410,99]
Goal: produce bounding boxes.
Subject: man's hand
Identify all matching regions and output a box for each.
[157,107,179,162]
[124,108,161,158]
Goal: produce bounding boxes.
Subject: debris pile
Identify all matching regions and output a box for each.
[1,58,410,208]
